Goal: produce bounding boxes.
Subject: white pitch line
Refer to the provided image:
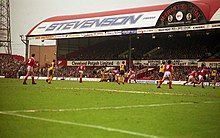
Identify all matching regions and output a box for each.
[203,101,219,104]
[2,102,215,114]
[0,111,159,138]
[57,87,195,96]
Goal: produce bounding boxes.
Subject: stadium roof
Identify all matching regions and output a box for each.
[27,0,220,40]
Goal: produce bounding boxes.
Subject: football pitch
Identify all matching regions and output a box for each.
[0,78,219,138]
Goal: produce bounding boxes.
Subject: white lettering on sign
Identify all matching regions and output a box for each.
[67,60,124,66]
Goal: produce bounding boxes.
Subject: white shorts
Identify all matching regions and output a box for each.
[163,71,171,78]
[79,70,83,74]
[198,75,204,81]
[129,74,136,79]
[188,75,195,82]
[27,66,33,72]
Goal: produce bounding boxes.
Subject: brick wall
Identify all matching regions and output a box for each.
[30,45,57,67]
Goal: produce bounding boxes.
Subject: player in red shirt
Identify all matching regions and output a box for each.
[23,54,37,85]
[197,64,208,88]
[127,68,137,83]
[77,64,86,83]
[157,60,174,89]
[183,70,198,87]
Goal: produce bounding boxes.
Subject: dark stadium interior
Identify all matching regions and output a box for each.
[57,29,220,60]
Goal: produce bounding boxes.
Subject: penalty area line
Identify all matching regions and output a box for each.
[2,101,218,114]
[0,111,159,138]
[57,87,194,96]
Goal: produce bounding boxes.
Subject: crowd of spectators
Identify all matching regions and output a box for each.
[0,54,26,78]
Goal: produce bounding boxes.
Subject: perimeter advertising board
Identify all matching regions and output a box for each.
[67,60,125,66]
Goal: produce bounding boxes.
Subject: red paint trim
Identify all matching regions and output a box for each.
[27,21,44,36]
[192,0,220,20]
[44,4,168,22]
[208,0,220,19]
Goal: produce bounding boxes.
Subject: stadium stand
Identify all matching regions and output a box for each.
[0,54,25,78]
[59,32,220,60]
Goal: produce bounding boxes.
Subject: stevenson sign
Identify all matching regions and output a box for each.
[30,11,161,36]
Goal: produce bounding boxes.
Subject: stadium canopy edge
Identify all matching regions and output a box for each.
[26,0,220,40]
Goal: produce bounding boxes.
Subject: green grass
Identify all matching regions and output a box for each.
[0,78,220,138]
